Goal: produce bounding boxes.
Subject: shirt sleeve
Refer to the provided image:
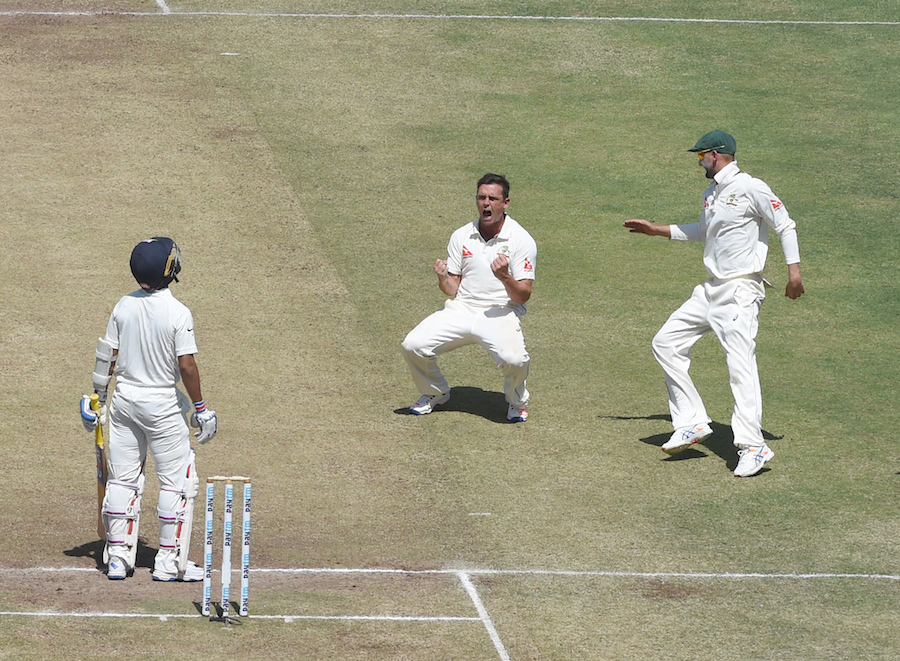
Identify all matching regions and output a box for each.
[749,178,800,264]
[508,235,537,281]
[779,227,801,264]
[670,223,701,242]
[446,228,463,276]
[105,310,119,350]
[174,308,198,357]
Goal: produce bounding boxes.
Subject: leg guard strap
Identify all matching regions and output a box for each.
[157,449,200,572]
[102,474,145,568]
[179,450,200,572]
[158,537,178,550]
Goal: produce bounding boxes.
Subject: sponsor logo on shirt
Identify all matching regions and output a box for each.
[462,245,473,257]
[770,199,783,210]
[524,258,533,271]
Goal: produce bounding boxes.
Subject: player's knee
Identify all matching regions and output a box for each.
[156,485,182,515]
[401,332,430,358]
[498,351,529,370]
[651,330,669,357]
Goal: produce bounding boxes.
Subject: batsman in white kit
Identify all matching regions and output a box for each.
[625,131,805,477]
[402,173,536,422]
[79,237,218,580]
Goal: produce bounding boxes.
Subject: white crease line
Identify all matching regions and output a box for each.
[259,614,479,622]
[0,611,479,622]
[5,566,899,580]
[475,569,900,580]
[0,611,195,620]
[0,10,898,25]
[458,571,511,661]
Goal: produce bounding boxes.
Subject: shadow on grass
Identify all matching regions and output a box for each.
[394,386,510,423]
[603,413,783,475]
[64,538,157,570]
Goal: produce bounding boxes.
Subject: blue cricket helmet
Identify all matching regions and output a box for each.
[130,237,182,291]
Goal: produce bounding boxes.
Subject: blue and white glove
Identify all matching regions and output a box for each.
[193,400,218,444]
[80,394,102,432]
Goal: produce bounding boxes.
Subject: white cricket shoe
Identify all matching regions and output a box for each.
[107,556,129,580]
[409,392,450,415]
[152,560,204,582]
[734,444,774,477]
[662,423,713,454]
[507,404,528,423]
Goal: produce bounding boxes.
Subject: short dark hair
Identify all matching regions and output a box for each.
[477,173,510,198]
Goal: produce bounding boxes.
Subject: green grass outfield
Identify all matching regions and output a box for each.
[0,2,898,659]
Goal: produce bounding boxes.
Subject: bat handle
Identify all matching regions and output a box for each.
[89,393,104,447]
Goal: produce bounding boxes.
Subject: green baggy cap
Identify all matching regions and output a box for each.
[688,130,736,154]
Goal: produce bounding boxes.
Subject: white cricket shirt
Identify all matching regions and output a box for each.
[104,288,198,388]
[670,161,801,280]
[446,215,537,312]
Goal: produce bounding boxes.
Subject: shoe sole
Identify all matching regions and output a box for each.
[661,432,712,455]
[734,450,774,477]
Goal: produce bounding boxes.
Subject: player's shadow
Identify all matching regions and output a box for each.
[394,386,510,423]
[605,413,783,474]
[64,538,156,570]
[602,413,673,423]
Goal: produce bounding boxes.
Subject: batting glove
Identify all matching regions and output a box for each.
[193,400,218,444]
[79,395,100,432]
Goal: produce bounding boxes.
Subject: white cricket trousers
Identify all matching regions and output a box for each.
[402,299,530,407]
[106,383,191,568]
[651,277,766,449]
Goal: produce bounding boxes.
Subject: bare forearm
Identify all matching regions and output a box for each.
[438,273,460,296]
[504,279,532,305]
[178,354,203,402]
[433,258,460,296]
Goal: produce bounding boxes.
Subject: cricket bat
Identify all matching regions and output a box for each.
[90,393,108,541]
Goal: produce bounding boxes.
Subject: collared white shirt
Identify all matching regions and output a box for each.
[105,287,198,388]
[670,161,800,279]
[446,214,537,311]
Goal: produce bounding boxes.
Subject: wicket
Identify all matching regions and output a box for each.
[202,476,251,622]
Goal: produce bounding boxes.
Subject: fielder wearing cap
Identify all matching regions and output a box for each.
[624,131,805,477]
[687,129,737,155]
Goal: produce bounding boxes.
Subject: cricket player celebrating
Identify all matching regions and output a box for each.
[625,131,804,477]
[79,237,217,579]
[402,173,537,422]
